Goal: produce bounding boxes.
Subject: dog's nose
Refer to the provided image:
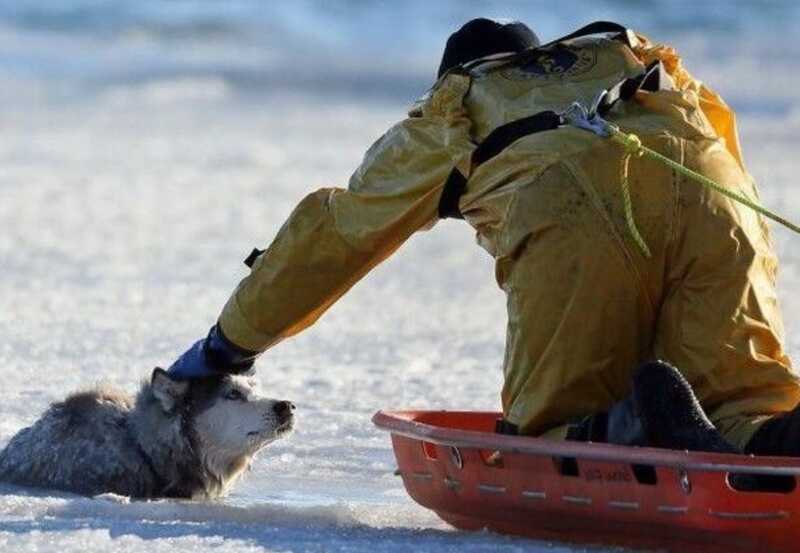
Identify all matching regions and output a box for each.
[273,401,295,418]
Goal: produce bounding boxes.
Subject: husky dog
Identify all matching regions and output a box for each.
[0,368,294,499]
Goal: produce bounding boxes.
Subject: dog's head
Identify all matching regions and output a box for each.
[149,368,295,492]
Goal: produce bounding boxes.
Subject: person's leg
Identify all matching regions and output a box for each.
[731,406,800,492]
[498,162,657,437]
[652,137,800,451]
[745,407,800,457]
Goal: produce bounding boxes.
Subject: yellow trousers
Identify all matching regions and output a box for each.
[500,128,799,450]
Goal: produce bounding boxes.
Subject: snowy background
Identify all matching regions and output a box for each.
[1,1,800,552]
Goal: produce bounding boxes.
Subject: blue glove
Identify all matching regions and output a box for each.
[167,324,258,380]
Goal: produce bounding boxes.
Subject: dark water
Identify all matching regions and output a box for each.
[1,0,798,104]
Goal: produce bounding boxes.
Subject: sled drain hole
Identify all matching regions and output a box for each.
[552,459,657,483]
[554,457,580,477]
[631,464,658,485]
[727,473,796,494]
[421,442,438,460]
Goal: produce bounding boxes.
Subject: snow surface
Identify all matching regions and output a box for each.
[2,3,800,552]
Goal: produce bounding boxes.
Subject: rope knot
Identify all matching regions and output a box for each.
[621,132,644,157]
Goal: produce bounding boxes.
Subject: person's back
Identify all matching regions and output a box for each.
[166,19,800,458]
[444,30,798,448]
[414,26,798,448]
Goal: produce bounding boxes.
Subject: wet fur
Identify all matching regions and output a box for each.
[0,371,293,499]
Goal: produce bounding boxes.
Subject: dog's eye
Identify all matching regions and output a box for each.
[225,389,246,401]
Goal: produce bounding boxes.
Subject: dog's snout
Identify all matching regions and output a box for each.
[273,401,295,419]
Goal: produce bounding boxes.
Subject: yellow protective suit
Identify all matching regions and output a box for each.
[217,30,800,450]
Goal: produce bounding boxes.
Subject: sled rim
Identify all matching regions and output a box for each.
[373,410,800,475]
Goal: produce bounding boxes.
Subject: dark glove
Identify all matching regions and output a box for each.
[167,324,258,380]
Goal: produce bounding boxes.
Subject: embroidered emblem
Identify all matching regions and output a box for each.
[501,44,597,82]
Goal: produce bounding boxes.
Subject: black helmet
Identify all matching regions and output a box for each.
[437,18,540,79]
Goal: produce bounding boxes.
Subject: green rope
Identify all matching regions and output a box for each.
[606,125,800,257]
[617,135,652,258]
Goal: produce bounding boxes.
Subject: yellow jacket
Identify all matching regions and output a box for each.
[218,29,800,449]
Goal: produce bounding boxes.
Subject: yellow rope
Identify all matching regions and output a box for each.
[606,125,800,257]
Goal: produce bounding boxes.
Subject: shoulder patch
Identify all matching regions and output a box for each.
[501,44,597,82]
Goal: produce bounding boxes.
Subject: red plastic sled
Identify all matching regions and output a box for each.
[373,410,800,553]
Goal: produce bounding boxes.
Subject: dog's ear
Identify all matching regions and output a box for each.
[151,367,189,412]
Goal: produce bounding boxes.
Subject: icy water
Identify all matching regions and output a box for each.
[2,1,800,552]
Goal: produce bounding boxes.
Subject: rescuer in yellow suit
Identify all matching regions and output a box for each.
[166,19,800,456]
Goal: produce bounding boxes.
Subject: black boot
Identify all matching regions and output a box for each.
[630,361,740,454]
[606,394,647,446]
[570,361,741,454]
[567,393,647,445]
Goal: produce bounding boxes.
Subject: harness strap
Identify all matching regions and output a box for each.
[438,169,468,219]
[473,111,563,166]
[439,62,665,219]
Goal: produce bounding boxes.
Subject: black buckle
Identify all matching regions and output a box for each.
[597,60,672,117]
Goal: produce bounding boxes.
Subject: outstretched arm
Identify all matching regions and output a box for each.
[169,74,475,376]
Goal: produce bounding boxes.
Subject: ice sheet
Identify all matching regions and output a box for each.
[1,3,800,552]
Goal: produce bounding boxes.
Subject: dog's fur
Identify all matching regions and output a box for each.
[0,368,294,499]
